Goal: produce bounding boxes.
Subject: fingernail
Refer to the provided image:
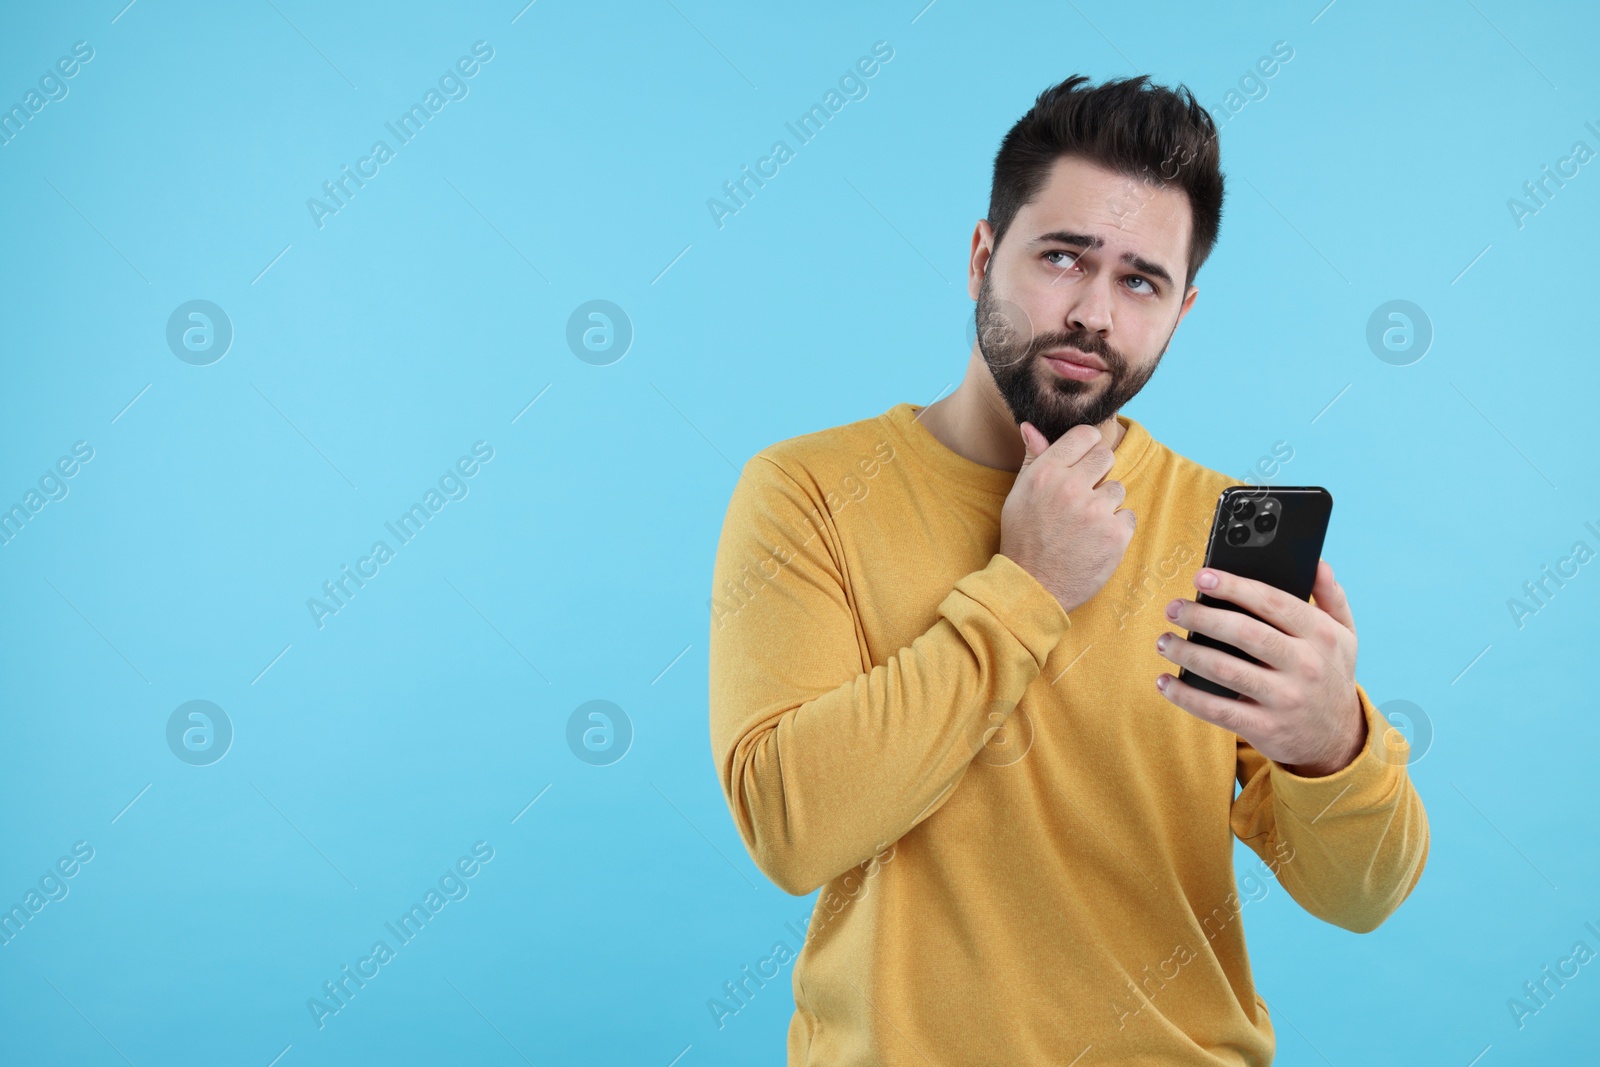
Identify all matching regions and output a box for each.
[1165,600,1182,620]
[1156,674,1170,691]
[1156,633,1170,652]
[1196,570,1218,589]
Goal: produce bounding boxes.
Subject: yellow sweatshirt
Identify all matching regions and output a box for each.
[708,402,1429,1066]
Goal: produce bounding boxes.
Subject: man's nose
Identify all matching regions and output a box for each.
[1065,279,1114,337]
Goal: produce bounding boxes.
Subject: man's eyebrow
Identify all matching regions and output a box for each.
[1032,230,1175,289]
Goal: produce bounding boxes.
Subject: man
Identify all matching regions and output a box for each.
[707,74,1427,1065]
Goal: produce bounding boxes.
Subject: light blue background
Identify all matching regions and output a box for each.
[1,0,1596,1063]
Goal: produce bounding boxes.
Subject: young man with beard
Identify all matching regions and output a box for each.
[707,74,1428,1065]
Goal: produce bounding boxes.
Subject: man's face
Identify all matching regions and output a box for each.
[971,154,1199,443]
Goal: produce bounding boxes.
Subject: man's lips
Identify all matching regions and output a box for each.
[1041,348,1107,374]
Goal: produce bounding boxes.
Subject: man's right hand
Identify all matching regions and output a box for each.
[999,421,1136,616]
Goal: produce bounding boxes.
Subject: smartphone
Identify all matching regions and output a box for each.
[1178,485,1333,701]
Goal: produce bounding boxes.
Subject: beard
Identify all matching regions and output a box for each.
[975,271,1172,444]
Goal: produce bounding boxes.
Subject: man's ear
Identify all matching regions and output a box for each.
[967,220,995,301]
[1175,284,1199,327]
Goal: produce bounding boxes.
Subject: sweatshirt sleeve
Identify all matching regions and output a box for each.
[708,454,1069,896]
[1230,682,1430,932]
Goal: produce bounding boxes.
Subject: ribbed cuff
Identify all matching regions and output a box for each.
[1271,683,1407,818]
[947,553,1072,669]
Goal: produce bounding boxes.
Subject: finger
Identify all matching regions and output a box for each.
[1156,632,1284,704]
[1041,421,1106,468]
[1072,427,1117,482]
[1311,559,1356,635]
[1193,568,1319,646]
[1155,669,1270,738]
[1087,451,1120,490]
[1018,421,1049,472]
[1164,596,1296,671]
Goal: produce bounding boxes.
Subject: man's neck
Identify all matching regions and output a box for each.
[919,348,1125,473]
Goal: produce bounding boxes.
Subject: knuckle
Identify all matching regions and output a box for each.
[1316,620,1343,655]
[1207,698,1241,732]
[1214,657,1247,690]
[1068,423,1101,446]
[1298,652,1326,685]
[1292,662,1318,697]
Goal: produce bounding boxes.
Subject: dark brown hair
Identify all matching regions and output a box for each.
[987,74,1224,289]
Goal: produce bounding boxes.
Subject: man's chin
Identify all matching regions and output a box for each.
[1011,408,1087,444]
[1022,392,1103,437]
[990,362,1115,440]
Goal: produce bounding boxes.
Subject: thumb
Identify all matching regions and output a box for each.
[1312,559,1356,635]
[1018,421,1049,472]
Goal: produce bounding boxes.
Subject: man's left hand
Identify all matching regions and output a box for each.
[1154,559,1365,778]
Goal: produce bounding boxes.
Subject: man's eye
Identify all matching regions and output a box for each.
[1045,250,1080,268]
[1125,275,1155,294]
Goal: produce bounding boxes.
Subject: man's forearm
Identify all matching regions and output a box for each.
[711,553,1068,895]
[1233,686,1430,932]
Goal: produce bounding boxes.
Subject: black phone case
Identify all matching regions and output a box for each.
[1177,485,1333,701]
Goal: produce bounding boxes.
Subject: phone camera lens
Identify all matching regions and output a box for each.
[1226,523,1250,546]
[1230,499,1256,521]
[1253,513,1277,534]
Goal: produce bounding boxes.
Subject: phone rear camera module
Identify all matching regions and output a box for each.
[1221,491,1283,550]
